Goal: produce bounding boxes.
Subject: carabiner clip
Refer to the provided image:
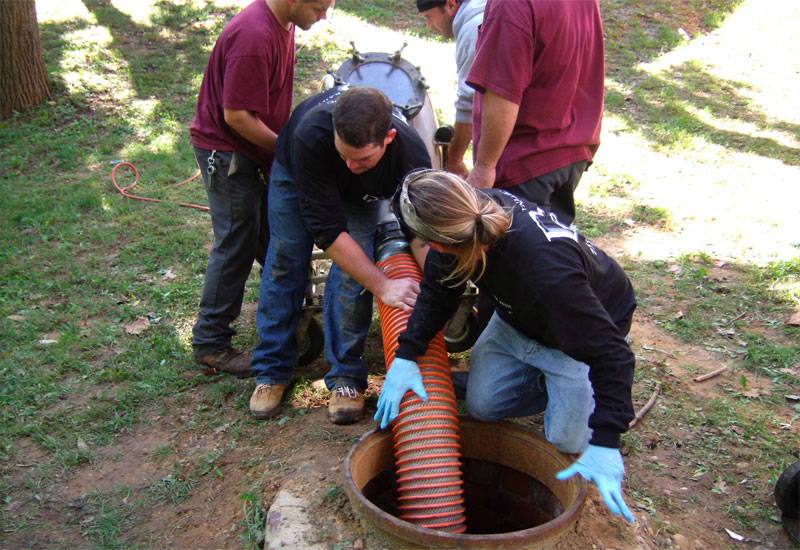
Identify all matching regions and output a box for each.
[206,151,217,175]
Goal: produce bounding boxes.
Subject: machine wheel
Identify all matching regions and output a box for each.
[444,310,480,354]
[297,317,324,367]
[776,458,800,518]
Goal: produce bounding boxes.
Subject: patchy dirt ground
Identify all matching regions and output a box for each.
[6,0,799,549]
[9,307,796,549]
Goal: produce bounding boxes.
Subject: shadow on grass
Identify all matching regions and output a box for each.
[601,0,799,166]
[606,60,800,166]
[76,0,233,128]
[8,0,339,178]
[334,0,435,38]
[602,0,746,72]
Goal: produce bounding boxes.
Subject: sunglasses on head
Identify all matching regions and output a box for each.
[391,168,459,245]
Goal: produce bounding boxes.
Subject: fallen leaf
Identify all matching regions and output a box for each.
[743,388,761,399]
[787,311,800,326]
[213,423,230,434]
[724,528,744,541]
[125,316,150,335]
[162,269,178,281]
[7,315,26,322]
[780,366,799,377]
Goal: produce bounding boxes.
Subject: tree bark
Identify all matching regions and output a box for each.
[0,0,50,119]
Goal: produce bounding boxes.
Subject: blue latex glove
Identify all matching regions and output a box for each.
[374,358,428,429]
[556,444,635,523]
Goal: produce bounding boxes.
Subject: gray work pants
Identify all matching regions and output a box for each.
[191,147,269,355]
[506,160,589,226]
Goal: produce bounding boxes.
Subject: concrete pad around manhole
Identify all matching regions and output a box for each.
[267,489,328,550]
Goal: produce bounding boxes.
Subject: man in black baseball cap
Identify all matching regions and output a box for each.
[415,0,485,179]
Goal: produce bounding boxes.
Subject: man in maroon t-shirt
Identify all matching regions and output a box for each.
[189,0,333,377]
[466,0,604,226]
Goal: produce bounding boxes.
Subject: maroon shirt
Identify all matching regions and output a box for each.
[190,0,295,173]
[466,0,604,187]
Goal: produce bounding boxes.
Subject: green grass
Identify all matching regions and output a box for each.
[617,245,799,537]
[148,469,196,506]
[600,0,796,167]
[334,0,433,36]
[629,252,799,353]
[629,203,673,228]
[77,488,140,548]
[238,490,267,549]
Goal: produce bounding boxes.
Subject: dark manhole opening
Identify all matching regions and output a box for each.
[362,457,562,535]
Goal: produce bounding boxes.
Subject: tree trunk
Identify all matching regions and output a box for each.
[0,0,50,119]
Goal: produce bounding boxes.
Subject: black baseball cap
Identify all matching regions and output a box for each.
[416,0,447,12]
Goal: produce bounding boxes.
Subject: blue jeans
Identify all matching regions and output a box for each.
[464,313,594,454]
[250,161,378,392]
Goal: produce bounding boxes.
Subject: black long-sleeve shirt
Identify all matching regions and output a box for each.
[396,189,637,448]
[275,86,431,250]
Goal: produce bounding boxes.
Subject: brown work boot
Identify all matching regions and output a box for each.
[195,347,254,378]
[328,385,364,425]
[249,383,287,419]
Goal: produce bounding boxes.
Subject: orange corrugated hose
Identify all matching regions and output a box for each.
[376,253,466,533]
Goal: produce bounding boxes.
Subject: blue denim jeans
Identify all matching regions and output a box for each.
[250,161,378,391]
[464,312,595,454]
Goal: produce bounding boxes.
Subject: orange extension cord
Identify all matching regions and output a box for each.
[111,161,209,212]
[376,253,466,533]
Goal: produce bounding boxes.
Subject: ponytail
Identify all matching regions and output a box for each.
[401,170,511,286]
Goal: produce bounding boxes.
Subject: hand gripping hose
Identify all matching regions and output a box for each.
[376,251,466,533]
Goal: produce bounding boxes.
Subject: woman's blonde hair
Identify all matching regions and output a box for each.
[403,170,511,285]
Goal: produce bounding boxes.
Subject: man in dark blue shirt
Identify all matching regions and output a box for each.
[249,86,431,424]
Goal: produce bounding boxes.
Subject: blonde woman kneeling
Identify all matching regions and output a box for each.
[375,169,637,523]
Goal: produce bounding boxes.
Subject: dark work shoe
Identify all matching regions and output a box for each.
[328,385,364,425]
[195,347,254,378]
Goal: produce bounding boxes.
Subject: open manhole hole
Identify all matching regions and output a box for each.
[345,417,586,548]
